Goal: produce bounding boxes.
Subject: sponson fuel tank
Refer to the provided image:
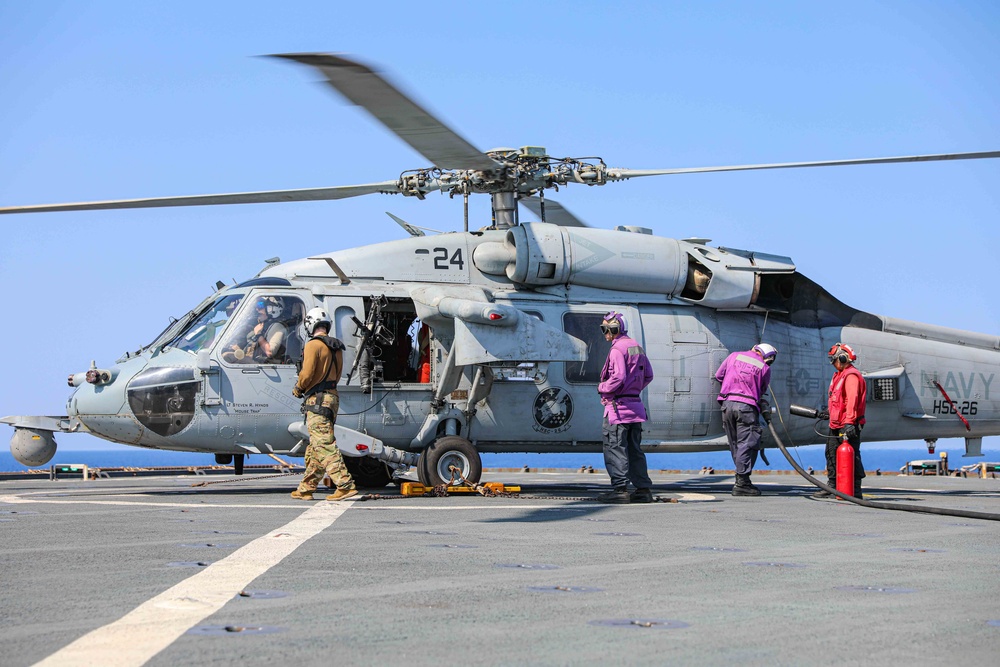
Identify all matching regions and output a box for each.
[472,222,796,309]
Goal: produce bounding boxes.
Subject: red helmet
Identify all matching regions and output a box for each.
[828,343,857,364]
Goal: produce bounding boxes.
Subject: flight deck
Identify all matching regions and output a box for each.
[2,470,998,666]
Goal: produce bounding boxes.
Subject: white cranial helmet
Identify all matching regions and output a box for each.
[303,307,332,336]
[753,343,778,365]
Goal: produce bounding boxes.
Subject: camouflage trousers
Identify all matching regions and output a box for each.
[295,391,355,493]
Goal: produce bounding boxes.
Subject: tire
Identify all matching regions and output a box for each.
[417,436,482,487]
[343,456,393,488]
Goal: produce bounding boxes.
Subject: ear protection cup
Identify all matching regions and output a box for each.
[828,343,856,365]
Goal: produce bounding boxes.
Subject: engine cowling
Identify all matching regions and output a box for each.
[472,222,795,309]
[10,428,57,467]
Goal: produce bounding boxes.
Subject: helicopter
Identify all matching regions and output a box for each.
[3,53,999,488]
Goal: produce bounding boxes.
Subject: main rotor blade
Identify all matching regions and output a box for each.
[607,150,1000,180]
[274,53,500,172]
[519,196,589,228]
[0,181,402,215]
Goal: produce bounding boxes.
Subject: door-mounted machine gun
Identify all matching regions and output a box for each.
[346,295,395,394]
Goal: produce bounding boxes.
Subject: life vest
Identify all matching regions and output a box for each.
[828,365,867,428]
[303,335,346,397]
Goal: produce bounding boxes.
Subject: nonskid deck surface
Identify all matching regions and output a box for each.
[2,471,999,667]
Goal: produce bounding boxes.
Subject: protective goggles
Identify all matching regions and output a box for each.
[828,342,856,363]
[600,323,619,334]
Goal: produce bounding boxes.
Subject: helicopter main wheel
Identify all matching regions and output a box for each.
[234,453,244,475]
[417,436,482,487]
[343,456,393,488]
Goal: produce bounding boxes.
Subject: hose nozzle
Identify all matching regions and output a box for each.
[789,404,829,420]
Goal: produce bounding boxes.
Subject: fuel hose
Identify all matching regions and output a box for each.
[765,413,1000,522]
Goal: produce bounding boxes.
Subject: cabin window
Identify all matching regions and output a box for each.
[871,378,898,402]
[562,312,613,384]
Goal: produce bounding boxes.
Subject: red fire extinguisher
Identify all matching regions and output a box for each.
[836,437,855,497]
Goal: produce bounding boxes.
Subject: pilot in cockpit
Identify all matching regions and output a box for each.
[250,296,288,362]
[222,296,288,364]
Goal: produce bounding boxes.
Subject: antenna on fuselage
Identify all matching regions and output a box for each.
[759,310,770,343]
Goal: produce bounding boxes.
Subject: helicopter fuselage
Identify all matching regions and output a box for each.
[9,223,995,473]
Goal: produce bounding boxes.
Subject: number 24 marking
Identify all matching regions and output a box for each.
[433,247,465,270]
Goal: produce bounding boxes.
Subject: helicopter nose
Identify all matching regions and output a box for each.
[68,357,148,444]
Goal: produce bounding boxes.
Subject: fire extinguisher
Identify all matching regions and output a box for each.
[836,436,855,497]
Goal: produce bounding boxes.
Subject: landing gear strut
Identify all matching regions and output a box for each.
[234,453,244,475]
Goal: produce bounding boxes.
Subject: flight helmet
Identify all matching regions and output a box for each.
[304,307,332,336]
[263,296,284,319]
[828,343,857,365]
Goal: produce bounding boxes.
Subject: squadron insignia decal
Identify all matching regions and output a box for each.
[533,387,574,433]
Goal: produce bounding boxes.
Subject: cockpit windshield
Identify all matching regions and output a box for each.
[165,294,245,354]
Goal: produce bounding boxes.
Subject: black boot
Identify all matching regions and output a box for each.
[597,487,630,504]
[853,479,863,500]
[732,474,761,497]
[630,488,654,503]
[812,479,834,498]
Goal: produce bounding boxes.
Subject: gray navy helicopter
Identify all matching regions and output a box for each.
[3,53,999,487]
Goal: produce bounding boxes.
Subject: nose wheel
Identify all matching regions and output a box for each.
[417,436,482,487]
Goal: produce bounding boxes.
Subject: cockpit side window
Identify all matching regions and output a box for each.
[220,294,307,366]
[166,294,245,354]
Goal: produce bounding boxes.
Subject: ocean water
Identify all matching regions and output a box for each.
[2,447,995,475]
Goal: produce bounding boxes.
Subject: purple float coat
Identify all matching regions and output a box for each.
[598,334,654,424]
[715,349,771,407]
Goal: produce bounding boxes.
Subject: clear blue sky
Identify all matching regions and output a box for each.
[1,1,998,453]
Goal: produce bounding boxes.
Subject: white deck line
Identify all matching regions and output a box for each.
[31,500,355,667]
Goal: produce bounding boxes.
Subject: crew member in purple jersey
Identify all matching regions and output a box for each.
[715,343,777,496]
[596,312,655,504]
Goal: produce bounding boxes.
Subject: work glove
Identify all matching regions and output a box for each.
[755,398,771,423]
[292,386,303,398]
[840,424,859,440]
